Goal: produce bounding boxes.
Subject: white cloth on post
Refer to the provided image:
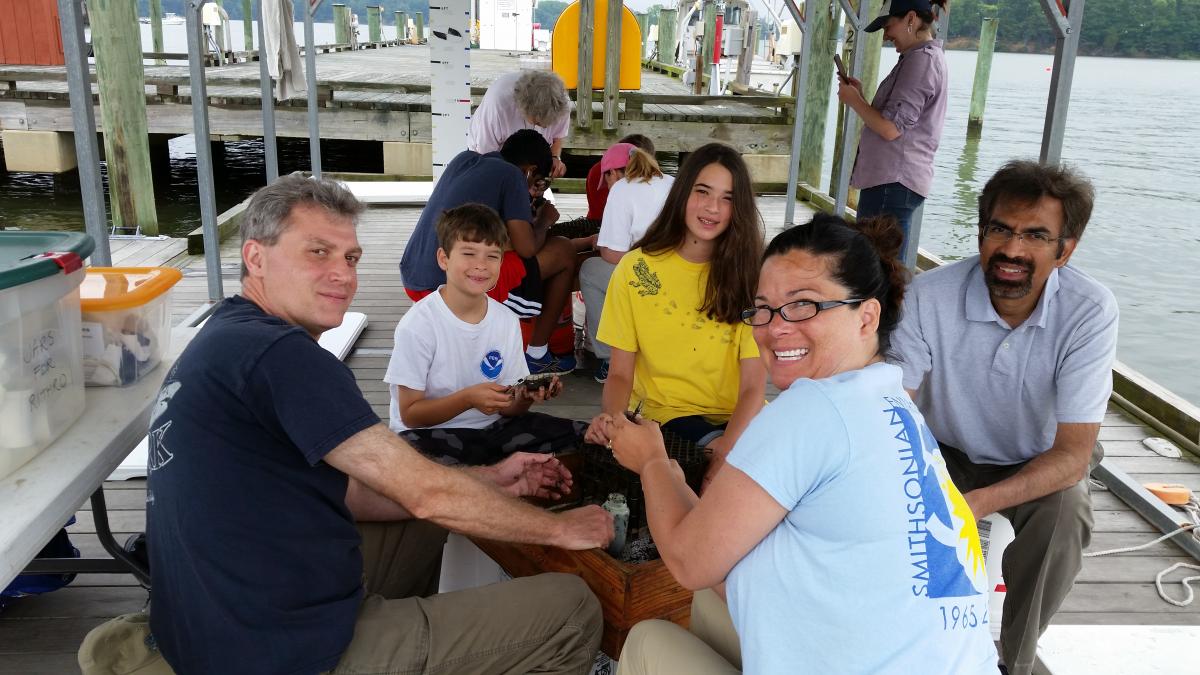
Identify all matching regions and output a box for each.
[262,0,306,100]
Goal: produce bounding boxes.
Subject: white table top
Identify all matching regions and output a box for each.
[0,329,195,589]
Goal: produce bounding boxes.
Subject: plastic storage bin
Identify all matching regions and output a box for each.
[79,267,182,387]
[0,231,95,480]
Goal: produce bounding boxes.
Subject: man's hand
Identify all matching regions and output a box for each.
[465,383,513,415]
[484,452,573,500]
[533,200,560,228]
[553,505,614,550]
[963,489,992,520]
[551,157,567,178]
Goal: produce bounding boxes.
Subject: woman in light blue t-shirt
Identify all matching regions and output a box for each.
[607,214,998,674]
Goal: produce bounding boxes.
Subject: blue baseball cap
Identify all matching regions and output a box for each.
[865,0,934,33]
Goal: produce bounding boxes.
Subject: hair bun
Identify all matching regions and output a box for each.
[852,215,904,262]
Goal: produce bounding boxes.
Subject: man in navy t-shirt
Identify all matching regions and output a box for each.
[147,174,611,674]
[400,129,595,374]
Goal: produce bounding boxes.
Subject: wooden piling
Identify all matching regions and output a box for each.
[149,0,164,65]
[576,0,595,130]
[368,6,382,44]
[91,0,158,235]
[657,8,677,64]
[701,2,717,77]
[829,0,884,208]
[635,12,649,48]
[735,10,758,86]
[604,0,625,130]
[334,5,351,45]
[397,12,407,41]
[242,0,253,52]
[415,13,425,43]
[968,16,999,134]
[798,0,840,189]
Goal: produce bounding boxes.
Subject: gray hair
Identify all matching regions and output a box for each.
[240,173,365,278]
[513,70,569,128]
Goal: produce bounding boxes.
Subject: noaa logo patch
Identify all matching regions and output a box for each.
[480,349,504,380]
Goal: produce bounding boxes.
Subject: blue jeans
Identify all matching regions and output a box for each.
[856,182,925,256]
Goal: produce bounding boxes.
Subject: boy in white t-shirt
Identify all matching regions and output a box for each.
[385,204,586,466]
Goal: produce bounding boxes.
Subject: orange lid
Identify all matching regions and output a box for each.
[80,267,183,312]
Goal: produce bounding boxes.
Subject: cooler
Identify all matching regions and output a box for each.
[79,267,183,387]
[0,231,95,480]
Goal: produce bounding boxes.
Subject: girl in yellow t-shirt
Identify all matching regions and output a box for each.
[585,143,767,489]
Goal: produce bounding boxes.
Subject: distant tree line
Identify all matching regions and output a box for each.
[944,0,1200,59]
[534,1,570,28]
[138,0,1200,59]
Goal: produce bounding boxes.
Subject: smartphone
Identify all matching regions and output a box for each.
[833,53,849,83]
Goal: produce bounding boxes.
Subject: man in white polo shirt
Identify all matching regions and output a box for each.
[889,160,1118,675]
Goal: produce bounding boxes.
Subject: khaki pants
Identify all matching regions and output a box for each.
[332,520,603,674]
[940,444,1100,675]
[579,257,616,361]
[616,589,741,675]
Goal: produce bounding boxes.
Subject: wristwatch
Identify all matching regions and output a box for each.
[552,155,561,160]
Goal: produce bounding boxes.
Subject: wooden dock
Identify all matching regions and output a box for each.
[0,47,797,154]
[1,194,1198,672]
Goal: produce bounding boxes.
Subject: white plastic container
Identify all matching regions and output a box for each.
[978,513,1016,640]
[0,232,93,480]
[79,267,182,387]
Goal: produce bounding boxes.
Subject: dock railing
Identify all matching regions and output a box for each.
[139,39,405,65]
[0,63,796,117]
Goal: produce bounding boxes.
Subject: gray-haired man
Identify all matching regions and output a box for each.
[147,174,610,674]
[890,160,1118,675]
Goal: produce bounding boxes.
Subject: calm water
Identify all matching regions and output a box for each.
[0,36,1197,405]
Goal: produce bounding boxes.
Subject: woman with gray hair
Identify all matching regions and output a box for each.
[469,70,571,177]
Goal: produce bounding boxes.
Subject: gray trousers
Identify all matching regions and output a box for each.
[940,444,1100,675]
[332,520,603,675]
[580,256,617,360]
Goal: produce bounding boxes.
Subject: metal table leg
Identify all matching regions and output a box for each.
[21,486,151,588]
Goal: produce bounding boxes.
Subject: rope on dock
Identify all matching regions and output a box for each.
[1083,497,1200,607]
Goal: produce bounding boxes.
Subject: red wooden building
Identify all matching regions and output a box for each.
[0,0,65,66]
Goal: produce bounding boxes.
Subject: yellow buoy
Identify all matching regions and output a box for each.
[551,1,643,90]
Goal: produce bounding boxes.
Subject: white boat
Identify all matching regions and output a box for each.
[140,13,185,25]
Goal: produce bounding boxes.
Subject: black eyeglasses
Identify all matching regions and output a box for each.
[740,299,864,326]
[981,224,1063,248]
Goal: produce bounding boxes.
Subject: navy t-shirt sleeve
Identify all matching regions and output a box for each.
[498,165,534,223]
[245,332,380,466]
